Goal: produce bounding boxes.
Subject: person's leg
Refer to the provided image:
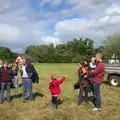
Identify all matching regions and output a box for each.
[27,78,33,100]
[50,96,54,108]
[6,83,11,102]
[22,78,27,102]
[52,96,57,110]
[14,76,18,88]
[78,86,83,105]
[92,82,101,110]
[0,83,5,102]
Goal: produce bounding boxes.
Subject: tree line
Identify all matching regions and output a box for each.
[1,34,120,63]
[25,38,95,63]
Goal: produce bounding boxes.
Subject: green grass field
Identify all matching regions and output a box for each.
[0,64,120,120]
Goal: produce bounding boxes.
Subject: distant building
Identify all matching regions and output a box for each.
[16,54,30,63]
[16,56,23,63]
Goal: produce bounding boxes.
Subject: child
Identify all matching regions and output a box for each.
[11,61,19,95]
[49,74,67,110]
[0,60,12,103]
[88,57,96,71]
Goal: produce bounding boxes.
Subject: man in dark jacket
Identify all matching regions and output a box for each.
[21,58,39,103]
[0,60,12,103]
[89,53,105,111]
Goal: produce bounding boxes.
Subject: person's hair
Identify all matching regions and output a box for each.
[51,74,57,80]
[96,53,103,59]
[0,60,3,65]
[3,60,8,64]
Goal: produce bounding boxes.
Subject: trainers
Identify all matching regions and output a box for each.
[93,108,102,111]
[49,103,54,108]
[53,104,57,110]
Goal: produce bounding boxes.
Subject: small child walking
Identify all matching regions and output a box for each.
[49,74,67,110]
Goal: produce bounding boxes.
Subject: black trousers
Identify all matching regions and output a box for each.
[52,96,57,105]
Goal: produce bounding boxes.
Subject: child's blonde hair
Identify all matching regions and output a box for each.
[51,74,57,80]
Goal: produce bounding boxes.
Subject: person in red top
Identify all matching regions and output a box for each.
[49,74,67,110]
[89,53,105,111]
[0,60,12,103]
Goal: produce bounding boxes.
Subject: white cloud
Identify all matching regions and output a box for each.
[41,36,61,45]
[0,23,20,42]
[54,3,120,46]
[40,0,62,7]
[0,0,120,52]
[51,0,62,6]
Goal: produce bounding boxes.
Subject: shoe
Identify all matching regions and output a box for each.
[23,100,27,103]
[53,104,57,110]
[93,108,102,111]
[49,103,54,108]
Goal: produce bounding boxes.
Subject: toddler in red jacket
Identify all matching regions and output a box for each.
[49,74,67,110]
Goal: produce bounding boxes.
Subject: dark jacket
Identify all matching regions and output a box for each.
[11,65,19,76]
[21,63,39,83]
[1,66,12,83]
[89,61,105,83]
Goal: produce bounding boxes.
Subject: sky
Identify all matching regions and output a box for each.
[0,0,120,52]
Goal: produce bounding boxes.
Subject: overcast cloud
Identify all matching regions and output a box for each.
[0,0,120,52]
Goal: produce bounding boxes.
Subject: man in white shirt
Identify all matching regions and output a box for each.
[21,58,33,103]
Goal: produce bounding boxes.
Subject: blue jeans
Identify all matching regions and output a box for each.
[92,82,101,108]
[78,81,89,105]
[12,76,19,88]
[0,83,11,101]
[22,78,33,100]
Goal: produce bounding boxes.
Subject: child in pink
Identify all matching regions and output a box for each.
[49,74,67,110]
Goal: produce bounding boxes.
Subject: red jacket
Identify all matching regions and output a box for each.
[1,66,12,83]
[89,61,105,83]
[49,77,66,96]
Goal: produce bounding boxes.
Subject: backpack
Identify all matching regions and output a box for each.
[26,63,39,83]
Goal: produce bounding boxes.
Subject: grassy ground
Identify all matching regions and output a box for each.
[0,64,120,120]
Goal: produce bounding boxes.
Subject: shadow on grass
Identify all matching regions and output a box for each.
[33,92,44,100]
[103,81,109,85]
[10,92,44,101]
[57,98,70,106]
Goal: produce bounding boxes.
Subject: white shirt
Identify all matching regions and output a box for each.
[22,65,28,78]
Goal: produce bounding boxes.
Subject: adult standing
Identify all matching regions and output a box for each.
[11,61,19,95]
[21,58,34,103]
[89,53,105,111]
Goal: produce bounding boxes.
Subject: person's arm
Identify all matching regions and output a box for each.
[89,63,103,76]
[58,76,67,84]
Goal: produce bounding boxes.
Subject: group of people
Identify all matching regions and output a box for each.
[0,52,105,112]
[74,53,105,111]
[0,58,39,104]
